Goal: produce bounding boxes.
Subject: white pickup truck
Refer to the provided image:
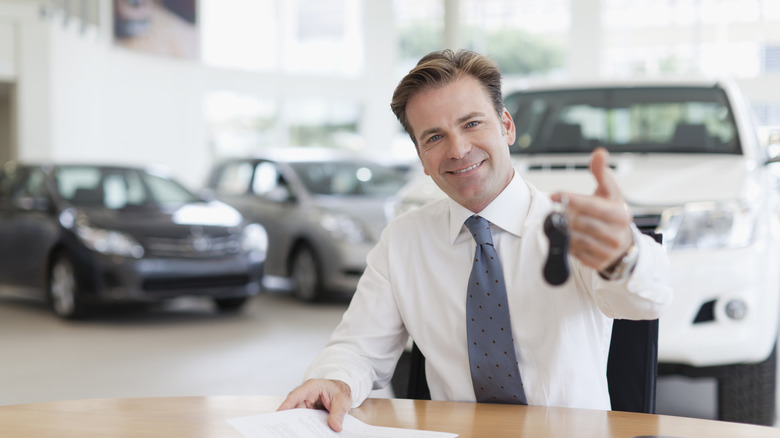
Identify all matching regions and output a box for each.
[388,79,780,425]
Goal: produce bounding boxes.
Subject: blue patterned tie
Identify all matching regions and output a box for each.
[465,215,527,404]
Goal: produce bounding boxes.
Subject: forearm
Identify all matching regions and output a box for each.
[586,226,673,320]
[304,245,409,408]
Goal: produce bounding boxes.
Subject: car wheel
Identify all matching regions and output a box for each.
[214,297,248,312]
[718,344,777,425]
[48,253,88,320]
[290,244,323,302]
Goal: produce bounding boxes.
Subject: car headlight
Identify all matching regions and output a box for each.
[320,212,369,244]
[241,223,268,253]
[75,223,145,258]
[62,210,145,258]
[658,201,758,250]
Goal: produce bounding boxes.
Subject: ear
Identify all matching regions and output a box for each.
[502,108,516,146]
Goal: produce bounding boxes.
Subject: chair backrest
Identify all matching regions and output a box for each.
[398,232,663,414]
[606,318,658,413]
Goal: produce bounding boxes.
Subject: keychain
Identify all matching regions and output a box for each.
[543,198,570,286]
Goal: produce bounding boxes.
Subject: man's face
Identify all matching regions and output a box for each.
[406,75,516,213]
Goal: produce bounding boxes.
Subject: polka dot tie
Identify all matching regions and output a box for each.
[465,215,527,405]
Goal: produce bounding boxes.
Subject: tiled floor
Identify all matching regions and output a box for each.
[0,291,776,428]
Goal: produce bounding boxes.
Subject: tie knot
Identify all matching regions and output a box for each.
[465,215,494,245]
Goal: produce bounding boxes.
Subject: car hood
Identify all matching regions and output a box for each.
[517,154,757,208]
[77,201,244,236]
[397,154,761,213]
[315,196,390,241]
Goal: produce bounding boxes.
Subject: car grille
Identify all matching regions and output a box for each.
[142,275,251,291]
[144,235,242,258]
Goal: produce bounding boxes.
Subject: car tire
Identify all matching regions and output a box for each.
[290,244,323,302]
[214,297,248,312]
[718,344,777,425]
[48,253,88,320]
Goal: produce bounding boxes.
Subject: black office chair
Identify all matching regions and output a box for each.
[395,232,663,414]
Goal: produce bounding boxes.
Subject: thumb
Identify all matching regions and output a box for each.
[326,396,351,432]
[590,147,621,201]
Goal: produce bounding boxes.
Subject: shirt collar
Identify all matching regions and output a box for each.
[447,170,532,244]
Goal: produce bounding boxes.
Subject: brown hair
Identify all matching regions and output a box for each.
[390,49,504,147]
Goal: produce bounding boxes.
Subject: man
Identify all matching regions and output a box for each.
[279,49,672,431]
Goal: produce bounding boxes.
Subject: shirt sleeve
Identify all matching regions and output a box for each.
[579,225,673,320]
[303,228,409,408]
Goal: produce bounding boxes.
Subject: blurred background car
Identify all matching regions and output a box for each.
[0,162,268,319]
[387,79,780,425]
[204,148,412,301]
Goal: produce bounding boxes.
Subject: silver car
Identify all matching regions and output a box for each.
[205,149,412,301]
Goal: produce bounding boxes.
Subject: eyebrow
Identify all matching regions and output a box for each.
[417,112,487,142]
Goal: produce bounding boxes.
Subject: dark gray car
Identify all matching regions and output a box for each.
[0,162,268,319]
[205,149,411,301]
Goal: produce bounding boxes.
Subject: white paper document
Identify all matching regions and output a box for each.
[227,408,458,438]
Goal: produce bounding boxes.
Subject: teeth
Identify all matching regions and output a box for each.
[453,162,480,174]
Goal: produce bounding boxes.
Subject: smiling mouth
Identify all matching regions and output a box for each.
[450,161,483,174]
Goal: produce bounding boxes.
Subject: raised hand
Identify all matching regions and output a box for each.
[550,147,634,272]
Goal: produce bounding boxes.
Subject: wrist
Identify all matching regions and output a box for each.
[598,240,638,281]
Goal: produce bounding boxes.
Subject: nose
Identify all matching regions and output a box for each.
[446,133,471,160]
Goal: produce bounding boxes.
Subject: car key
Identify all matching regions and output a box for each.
[543,203,570,286]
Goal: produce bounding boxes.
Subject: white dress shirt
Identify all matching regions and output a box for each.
[304,171,673,410]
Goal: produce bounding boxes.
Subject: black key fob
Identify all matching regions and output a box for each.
[543,210,570,286]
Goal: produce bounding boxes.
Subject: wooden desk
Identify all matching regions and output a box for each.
[0,396,778,438]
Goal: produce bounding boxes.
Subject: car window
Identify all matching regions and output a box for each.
[103,171,147,208]
[56,167,104,206]
[214,162,254,195]
[252,162,281,194]
[507,86,740,155]
[144,172,199,206]
[289,161,409,197]
[0,166,23,208]
[0,174,13,207]
[56,166,197,208]
[16,168,47,199]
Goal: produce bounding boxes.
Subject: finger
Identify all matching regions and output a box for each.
[568,213,624,250]
[278,385,321,412]
[560,193,632,228]
[277,393,302,411]
[325,395,351,432]
[567,230,618,270]
[589,147,622,201]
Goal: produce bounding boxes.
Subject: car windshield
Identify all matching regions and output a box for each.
[55,166,199,209]
[506,86,740,155]
[289,161,409,197]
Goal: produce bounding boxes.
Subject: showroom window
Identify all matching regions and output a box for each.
[204,92,361,157]
[393,0,567,81]
[201,0,363,76]
[204,92,278,158]
[283,98,362,150]
[603,0,780,78]
[460,0,567,80]
[394,0,444,73]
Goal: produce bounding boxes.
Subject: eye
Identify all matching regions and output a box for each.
[465,120,480,128]
[426,134,442,143]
